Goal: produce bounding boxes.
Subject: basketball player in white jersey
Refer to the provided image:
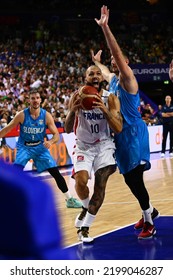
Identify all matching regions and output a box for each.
[65,65,123,242]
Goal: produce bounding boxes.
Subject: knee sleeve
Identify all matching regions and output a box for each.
[47,167,68,193]
[123,165,150,210]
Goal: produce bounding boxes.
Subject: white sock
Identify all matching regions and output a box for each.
[149,202,154,213]
[64,191,71,200]
[80,197,90,209]
[143,208,153,225]
[82,212,96,228]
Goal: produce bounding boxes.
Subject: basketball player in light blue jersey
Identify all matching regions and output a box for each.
[0,89,82,208]
[93,5,160,239]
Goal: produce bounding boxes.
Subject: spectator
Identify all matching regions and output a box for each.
[161,95,173,157]
[154,104,163,125]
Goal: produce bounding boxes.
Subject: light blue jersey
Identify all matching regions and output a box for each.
[109,75,151,174]
[18,107,46,144]
[15,108,57,172]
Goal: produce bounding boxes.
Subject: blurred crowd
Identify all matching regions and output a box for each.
[0,5,172,130]
[139,99,163,126]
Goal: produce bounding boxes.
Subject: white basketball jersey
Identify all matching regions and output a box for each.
[74,89,112,144]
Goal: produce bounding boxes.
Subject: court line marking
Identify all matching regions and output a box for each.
[64,215,173,249]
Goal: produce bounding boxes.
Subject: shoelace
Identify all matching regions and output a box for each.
[77,228,89,237]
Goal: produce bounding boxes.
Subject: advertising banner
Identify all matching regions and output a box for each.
[131,64,169,82]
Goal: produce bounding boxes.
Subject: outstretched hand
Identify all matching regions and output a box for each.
[92,94,108,114]
[95,5,109,27]
[90,49,102,63]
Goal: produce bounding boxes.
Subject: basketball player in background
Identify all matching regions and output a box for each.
[92,5,159,239]
[64,65,123,242]
[0,89,82,209]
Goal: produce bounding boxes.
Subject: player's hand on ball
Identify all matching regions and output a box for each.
[69,91,81,112]
[92,94,108,114]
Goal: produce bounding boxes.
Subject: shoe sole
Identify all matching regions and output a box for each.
[78,236,94,243]
[66,205,82,208]
[138,229,156,240]
[78,234,94,243]
[83,239,94,243]
[134,211,160,230]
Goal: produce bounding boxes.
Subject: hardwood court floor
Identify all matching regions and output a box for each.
[43,153,173,247]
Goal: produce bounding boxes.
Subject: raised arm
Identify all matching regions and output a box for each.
[91,49,115,84]
[0,111,23,138]
[95,5,138,94]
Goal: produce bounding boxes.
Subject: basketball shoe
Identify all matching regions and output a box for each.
[77,227,94,243]
[75,206,88,228]
[138,222,156,239]
[134,208,160,230]
[66,197,82,208]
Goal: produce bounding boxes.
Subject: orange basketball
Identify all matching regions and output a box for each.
[79,85,98,110]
